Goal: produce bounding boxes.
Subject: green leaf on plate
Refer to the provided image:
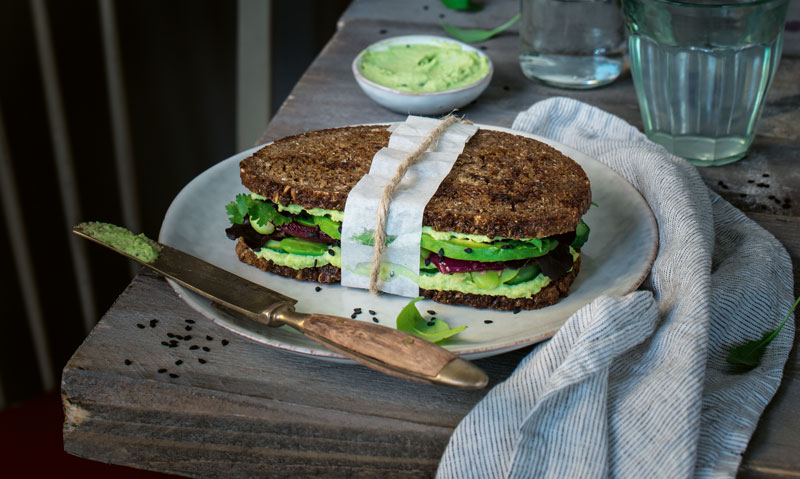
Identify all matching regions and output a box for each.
[396,296,467,343]
[440,0,483,11]
[727,295,800,368]
[441,13,520,43]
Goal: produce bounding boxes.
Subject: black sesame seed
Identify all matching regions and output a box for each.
[136,323,145,329]
[328,249,335,255]
[379,29,387,34]
[756,182,769,188]
[372,317,379,323]
[430,317,437,321]
[501,244,514,249]
[369,310,376,315]
[464,247,473,253]
[206,335,213,341]
[427,310,436,315]
[424,256,432,266]
[423,5,428,10]
[762,173,770,177]
[161,341,169,347]
[185,326,192,331]
[169,373,179,378]
[183,335,192,341]
[190,345,199,350]
[513,308,521,314]
[124,359,132,365]
[222,340,229,346]
[484,320,493,324]
[427,321,435,326]
[315,286,322,292]
[747,179,755,183]
[438,248,445,261]
[167,333,175,338]
[198,358,207,364]
[502,85,510,91]
[439,13,445,18]
[158,368,167,374]
[351,313,358,319]
[354,308,362,313]
[740,193,747,198]
[149,319,159,328]
[480,45,488,50]
[338,225,342,233]
[175,360,183,365]
[313,259,318,268]
[203,346,211,352]
[185,319,195,324]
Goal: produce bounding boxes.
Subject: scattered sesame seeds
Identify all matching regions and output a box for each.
[158,368,167,374]
[136,323,145,329]
[513,308,521,314]
[161,341,169,347]
[124,359,132,365]
[372,317,379,323]
[190,345,199,350]
[427,321,435,326]
[198,358,207,364]
[424,256,432,266]
[185,319,195,324]
[206,335,213,341]
[427,310,436,315]
[167,333,175,338]
[351,313,358,319]
[221,340,229,346]
[315,286,322,292]
[149,319,159,328]
[185,325,192,331]
[328,249,335,255]
[175,360,183,365]
[501,244,514,249]
[169,373,179,378]
[379,28,387,34]
[484,320,493,324]
[183,335,192,341]
[202,346,211,352]
[369,310,376,315]
[464,247,473,253]
[438,248,445,261]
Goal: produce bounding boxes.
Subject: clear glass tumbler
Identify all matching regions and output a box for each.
[519,0,627,89]
[623,0,790,166]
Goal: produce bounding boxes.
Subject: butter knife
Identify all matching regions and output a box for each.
[73,223,488,389]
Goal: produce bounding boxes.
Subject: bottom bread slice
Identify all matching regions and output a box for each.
[235,238,580,311]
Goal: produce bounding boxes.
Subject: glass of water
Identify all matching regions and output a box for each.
[519,0,627,89]
[623,0,790,166]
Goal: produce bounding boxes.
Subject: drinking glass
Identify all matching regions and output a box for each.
[623,0,790,166]
[519,0,627,89]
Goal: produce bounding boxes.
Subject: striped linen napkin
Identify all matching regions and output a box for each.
[436,97,795,479]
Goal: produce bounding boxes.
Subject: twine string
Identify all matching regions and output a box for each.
[368,115,460,294]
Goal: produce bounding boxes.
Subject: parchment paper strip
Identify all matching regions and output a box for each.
[341,116,478,297]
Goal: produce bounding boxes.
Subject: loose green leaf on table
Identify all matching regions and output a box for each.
[440,0,483,11]
[441,13,520,43]
[396,296,467,343]
[727,295,800,368]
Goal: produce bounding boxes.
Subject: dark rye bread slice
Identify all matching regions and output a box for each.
[236,238,581,311]
[241,125,591,239]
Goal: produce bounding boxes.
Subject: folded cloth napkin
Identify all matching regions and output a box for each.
[437,98,795,479]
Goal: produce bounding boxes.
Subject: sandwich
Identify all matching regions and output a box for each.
[225,125,591,311]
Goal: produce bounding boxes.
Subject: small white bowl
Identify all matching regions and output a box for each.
[352,35,493,116]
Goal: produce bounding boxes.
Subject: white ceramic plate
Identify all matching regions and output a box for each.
[159,125,658,361]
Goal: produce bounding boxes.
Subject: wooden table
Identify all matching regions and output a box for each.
[62,1,800,477]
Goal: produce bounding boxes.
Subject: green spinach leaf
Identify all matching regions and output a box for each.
[727,295,800,368]
[441,13,519,43]
[396,296,466,343]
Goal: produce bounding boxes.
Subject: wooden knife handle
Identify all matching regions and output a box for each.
[277,310,487,388]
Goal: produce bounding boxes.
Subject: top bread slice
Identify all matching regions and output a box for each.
[240,125,591,239]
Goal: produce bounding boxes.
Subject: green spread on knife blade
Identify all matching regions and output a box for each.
[78,222,161,263]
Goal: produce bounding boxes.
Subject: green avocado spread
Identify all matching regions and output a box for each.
[79,222,161,263]
[358,41,490,93]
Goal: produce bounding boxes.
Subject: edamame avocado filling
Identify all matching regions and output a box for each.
[225,194,589,298]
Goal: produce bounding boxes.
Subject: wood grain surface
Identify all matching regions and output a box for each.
[63,0,800,477]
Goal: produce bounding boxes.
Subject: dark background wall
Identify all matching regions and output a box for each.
[0,0,351,407]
